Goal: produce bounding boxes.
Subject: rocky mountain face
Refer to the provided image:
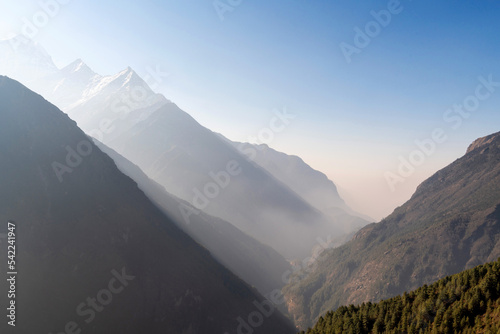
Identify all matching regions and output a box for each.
[283,131,500,329]
[0,76,295,334]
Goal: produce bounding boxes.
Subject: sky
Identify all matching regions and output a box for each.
[1,0,500,219]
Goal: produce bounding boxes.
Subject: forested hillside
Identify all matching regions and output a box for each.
[301,258,500,334]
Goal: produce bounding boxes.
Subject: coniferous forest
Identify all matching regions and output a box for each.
[301,258,500,334]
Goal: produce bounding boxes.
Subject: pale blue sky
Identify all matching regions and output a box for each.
[1,0,500,218]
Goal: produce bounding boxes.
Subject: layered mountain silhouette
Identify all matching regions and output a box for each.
[228,140,372,228]
[0,76,295,334]
[106,103,346,259]
[94,139,292,295]
[228,141,347,211]
[0,37,368,260]
[283,131,500,329]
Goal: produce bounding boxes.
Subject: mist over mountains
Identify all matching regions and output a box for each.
[93,139,292,296]
[227,140,373,226]
[0,37,369,260]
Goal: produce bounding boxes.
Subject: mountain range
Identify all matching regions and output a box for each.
[3,36,498,334]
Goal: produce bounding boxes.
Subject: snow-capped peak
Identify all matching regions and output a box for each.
[105,66,153,93]
[0,38,168,122]
[62,58,94,74]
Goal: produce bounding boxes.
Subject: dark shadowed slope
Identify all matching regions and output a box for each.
[0,76,295,334]
[284,131,500,329]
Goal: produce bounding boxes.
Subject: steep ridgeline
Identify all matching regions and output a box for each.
[106,102,345,260]
[284,131,500,329]
[228,140,372,231]
[59,64,167,138]
[94,140,292,296]
[302,258,500,334]
[0,76,295,334]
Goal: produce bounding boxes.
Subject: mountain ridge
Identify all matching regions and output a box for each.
[227,139,372,226]
[283,131,500,329]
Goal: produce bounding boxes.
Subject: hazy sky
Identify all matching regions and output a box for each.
[1,0,500,219]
